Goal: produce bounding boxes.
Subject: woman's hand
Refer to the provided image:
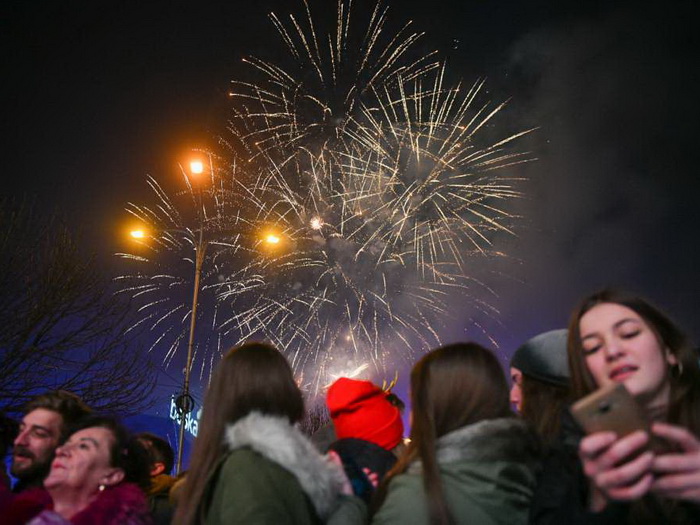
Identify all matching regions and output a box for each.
[578,430,654,511]
[651,422,700,502]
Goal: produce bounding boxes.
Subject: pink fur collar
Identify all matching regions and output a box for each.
[68,483,150,525]
[9,483,151,525]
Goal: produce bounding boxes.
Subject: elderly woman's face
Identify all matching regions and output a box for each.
[44,427,122,492]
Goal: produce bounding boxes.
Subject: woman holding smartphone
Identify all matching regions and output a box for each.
[533,289,700,523]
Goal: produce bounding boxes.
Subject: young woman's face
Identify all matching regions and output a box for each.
[509,367,523,413]
[579,302,676,409]
[44,427,123,494]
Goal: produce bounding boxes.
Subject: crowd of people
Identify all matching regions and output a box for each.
[1,288,699,524]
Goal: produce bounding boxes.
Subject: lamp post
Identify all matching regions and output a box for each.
[128,157,284,474]
[172,236,205,474]
[173,159,206,475]
[131,158,207,475]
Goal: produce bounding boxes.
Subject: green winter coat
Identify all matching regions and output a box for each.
[205,448,319,525]
[373,418,540,525]
[200,412,366,525]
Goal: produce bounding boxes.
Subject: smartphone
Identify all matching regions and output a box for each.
[571,383,650,438]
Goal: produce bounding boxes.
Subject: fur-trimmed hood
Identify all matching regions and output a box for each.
[224,412,347,519]
[408,417,540,473]
[438,417,540,463]
[373,418,540,524]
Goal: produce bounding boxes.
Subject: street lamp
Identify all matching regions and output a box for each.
[128,159,283,474]
[173,158,207,475]
[129,157,207,475]
[189,159,204,175]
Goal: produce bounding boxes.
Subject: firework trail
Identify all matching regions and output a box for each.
[117,0,534,395]
[228,0,438,157]
[115,157,266,382]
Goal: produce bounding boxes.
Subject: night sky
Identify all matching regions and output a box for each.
[4,0,698,410]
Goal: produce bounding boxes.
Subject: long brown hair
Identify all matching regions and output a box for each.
[520,375,570,444]
[567,289,700,433]
[373,342,512,525]
[173,342,304,525]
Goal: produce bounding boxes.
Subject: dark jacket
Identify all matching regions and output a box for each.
[327,438,398,503]
[373,418,540,525]
[147,473,176,525]
[200,412,365,525]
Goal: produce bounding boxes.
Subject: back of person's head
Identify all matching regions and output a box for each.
[205,342,304,427]
[412,342,511,441]
[173,342,303,525]
[327,377,404,450]
[510,329,571,442]
[519,378,570,443]
[375,342,511,525]
[25,390,92,439]
[136,432,175,477]
[511,329,569,387]
[70,415,151,490]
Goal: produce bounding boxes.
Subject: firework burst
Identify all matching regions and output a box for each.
[228,0,438,156]
[117,0,534,395]
[115,157,264,382]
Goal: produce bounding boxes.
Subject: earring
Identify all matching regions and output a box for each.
[99,484,106,492]
[673,361,684,377]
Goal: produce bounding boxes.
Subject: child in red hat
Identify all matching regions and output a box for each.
[326,377,405,502]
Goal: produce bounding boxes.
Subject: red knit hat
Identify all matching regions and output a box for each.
[326,377,404,450]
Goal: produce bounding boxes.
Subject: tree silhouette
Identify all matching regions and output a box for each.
[0,199,156,414]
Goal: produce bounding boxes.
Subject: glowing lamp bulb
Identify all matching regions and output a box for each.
[130,230,146,239]
[266,234,281,245]
[190,160,204,175]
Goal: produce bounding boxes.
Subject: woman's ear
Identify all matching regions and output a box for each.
[665,347,678,366]
[102,468,125,488]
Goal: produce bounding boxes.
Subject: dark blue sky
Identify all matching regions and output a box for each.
[3,0,698,410]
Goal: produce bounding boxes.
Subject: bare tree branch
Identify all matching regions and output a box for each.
[0,199,157,415]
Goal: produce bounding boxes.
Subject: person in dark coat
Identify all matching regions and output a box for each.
[136,432,176,525]
[326,377,405,502]
[510,329,571,444]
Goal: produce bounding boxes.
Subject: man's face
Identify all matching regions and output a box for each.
[509,367,523,413]
[11,408,64,484]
